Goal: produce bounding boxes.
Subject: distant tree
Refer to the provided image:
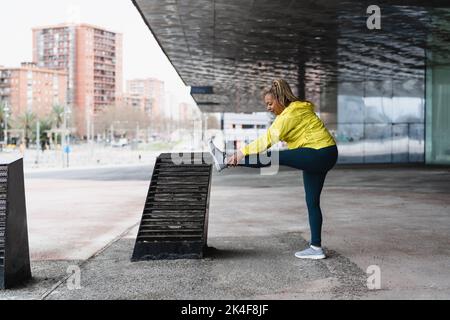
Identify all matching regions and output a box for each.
[206,114,220,129]
[38,117,52,150]
[95,104,151,140]
[0,101,6,141]
[16,112,36,148]
[51,105,65,129]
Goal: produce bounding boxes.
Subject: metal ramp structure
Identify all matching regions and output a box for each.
[0,158,31,289]
[131,153,212,260]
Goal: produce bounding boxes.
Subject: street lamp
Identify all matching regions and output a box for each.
[3,101,9,146]
[61,104,72,168]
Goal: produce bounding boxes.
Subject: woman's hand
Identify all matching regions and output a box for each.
[226,150,245,167]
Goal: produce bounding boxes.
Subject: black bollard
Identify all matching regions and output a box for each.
[0,158,32,289]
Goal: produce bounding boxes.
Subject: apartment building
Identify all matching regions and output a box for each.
[32,23,123,137]
[126,78,164,120]
[0,62,67,119]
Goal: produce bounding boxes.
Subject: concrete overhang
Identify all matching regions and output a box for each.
[132,0,450,113]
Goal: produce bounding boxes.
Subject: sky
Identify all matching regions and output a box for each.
[0,0,195,107]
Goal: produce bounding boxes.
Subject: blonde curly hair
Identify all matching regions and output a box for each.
[263,79,300,108]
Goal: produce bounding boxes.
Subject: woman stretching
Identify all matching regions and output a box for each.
[208,79,338,260]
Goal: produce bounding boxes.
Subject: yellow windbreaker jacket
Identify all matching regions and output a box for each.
[240,100,336,156]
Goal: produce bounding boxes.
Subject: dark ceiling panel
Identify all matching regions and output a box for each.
[133,0,450,113]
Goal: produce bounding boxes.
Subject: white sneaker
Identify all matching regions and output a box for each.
[208,138,228,172]
[294,246,326,260]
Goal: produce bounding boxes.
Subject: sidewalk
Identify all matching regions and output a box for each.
[1,144,161,169]
[1,163,449,299]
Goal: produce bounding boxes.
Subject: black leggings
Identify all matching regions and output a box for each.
[238,145,338,247]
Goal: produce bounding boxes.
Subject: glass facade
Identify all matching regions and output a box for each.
[426,64,450,164]
[335,78,425,164]
[134,1,450,166]
[425,9,450,165]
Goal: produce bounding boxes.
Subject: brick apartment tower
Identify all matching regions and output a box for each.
[32,23,123,138]
[0,62,67,119]
[126,79,164,121]
[178,102,193,123]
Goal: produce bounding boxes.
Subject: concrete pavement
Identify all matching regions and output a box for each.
[0,163,449,299]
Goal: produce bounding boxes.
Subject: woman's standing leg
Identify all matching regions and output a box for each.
[302,170,328,247]
[238,148,331,247]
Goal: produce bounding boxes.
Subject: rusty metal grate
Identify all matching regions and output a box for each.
[131,153,212,260]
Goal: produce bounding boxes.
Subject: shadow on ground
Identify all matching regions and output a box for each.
[41,232,367,300]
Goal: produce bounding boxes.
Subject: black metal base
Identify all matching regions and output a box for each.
[131,153,212,261]
[131,241,206,261]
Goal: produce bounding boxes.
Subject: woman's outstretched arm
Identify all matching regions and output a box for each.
[227,115,286,166]
[240,115,286,156]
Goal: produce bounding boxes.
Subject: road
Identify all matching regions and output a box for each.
[25,163,154,181]
[24,164,154,261]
